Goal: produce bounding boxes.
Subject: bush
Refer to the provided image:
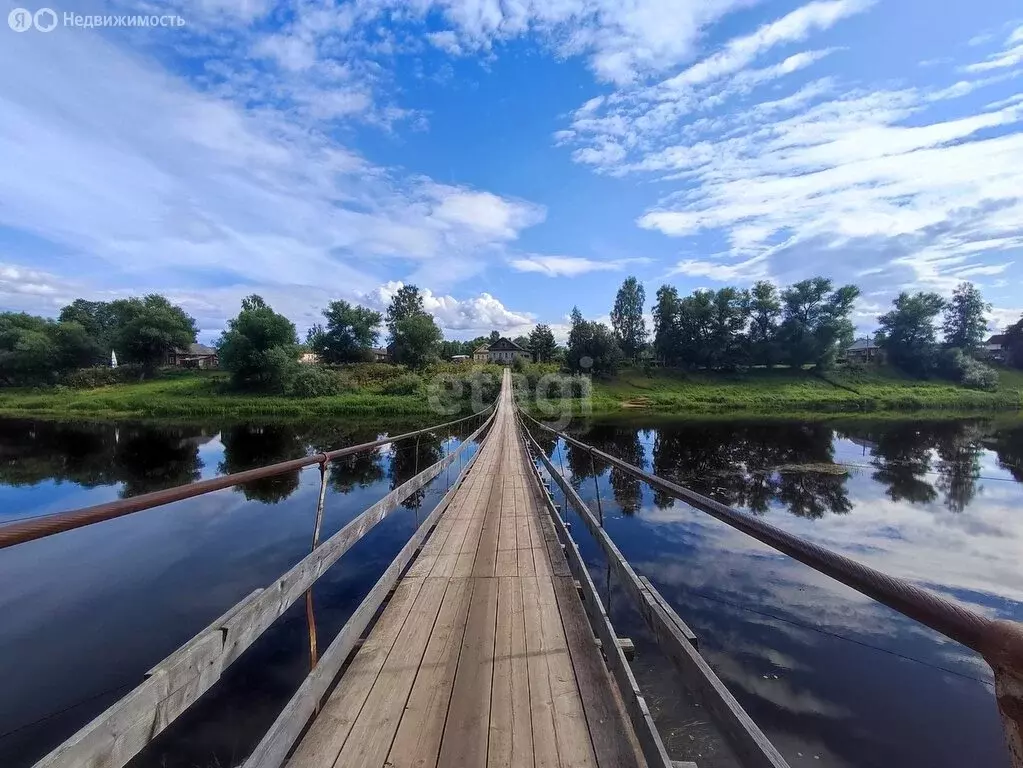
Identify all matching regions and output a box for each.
[940,348,999,391]
[60,365,145,388]
[380,373,424,395]
[283,365,353,398]
[511,356,526,373]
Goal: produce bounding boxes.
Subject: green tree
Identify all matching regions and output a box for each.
[51,321,103,373]
[489,330,502,345]
[748,281,782,367]
[942,282,989,352]
[0,313,56,385]
[610,276,647,361]
[307,300,382,364]
[512,335,531,350]
[527,323,557,363]
[652,285,682,366]
[391,313,442,369]
[109,295,197,374]
[218,295,299,391]
[58,299,118,355]
[566,307,622,376]
[1005,315,1023,369]
[707,287,750,370]
[778,278,859,369]
[676,290,715,368]
[385,285,426,330]
[875,292,945,376]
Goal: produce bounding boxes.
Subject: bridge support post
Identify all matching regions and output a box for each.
[984,620,1023,768]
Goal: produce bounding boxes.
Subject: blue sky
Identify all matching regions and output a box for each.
[1,0,1021,342]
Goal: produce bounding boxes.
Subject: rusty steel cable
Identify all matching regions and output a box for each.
[0,405,493,551]
[517,409,1023,669]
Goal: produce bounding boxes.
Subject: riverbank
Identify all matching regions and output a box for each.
[585,366,1023,414]
[0,372,443,419]
[1,365,1020,420]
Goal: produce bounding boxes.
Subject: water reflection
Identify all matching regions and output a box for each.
[219,424,307,503]
[542,414,1023,768]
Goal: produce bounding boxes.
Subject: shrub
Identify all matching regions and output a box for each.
[939,348,999,391]
[283,365,352,398]
[380,373,424,395]
[60,365,145,388]
[511,356,526,373]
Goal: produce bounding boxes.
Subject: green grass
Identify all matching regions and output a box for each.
[0,370,453,419]
[581,365,1023,415]
[2,363,1021,420]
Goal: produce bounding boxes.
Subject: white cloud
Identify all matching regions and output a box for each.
[669,255,769,281]
[362,281,534,334]
[426,30,464,56]
[0,27,546,320]
[963,26,1023,73]
[658,0,868,90]
[509,255,647,277]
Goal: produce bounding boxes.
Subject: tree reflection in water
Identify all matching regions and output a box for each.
[218,424,306,503]
[388,431,443,512]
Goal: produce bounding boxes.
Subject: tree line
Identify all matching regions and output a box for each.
[565,275,1020,389]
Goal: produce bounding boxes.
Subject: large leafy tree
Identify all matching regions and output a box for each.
[778,278,859,369]
[528,323,557,363]
[58,299,119,355]
[307,300,382,364]
[109,295,197,374]
[706,287,750,370]
[748,281,782,367]
[0,313,101,384]
[385,285,441,369]
[566,307,623,376]
[875,292,945,375]
[942,282,989,352]
[218,295,299,390]
[652,285,682,366]
[610,276,647,361]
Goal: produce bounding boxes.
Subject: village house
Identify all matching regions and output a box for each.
[485,337,532,364]
[166,343,218,368]
[473,344,490,363]
[984,334,1009,362]
[845,337,881,363]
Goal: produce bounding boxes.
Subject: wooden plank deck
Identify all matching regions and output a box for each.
[288,371,646,768]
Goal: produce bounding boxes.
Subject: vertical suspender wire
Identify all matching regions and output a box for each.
[305,460,329,682]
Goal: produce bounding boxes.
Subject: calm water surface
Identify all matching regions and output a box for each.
[0,414,1021,768]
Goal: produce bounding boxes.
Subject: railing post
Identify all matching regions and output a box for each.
[305,458,329,675]
[983,621,1023,768]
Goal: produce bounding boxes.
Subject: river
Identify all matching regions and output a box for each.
[0,414,1021,767]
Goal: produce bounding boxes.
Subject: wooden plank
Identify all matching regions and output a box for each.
[331,576,450,767]
[534,574,598,768]
[638,576,699,650]
[521,575,561,768]
[437,575,499,766]
[489,575,534,768]
[472,474,503,578]
[550,575,645,768]
[386,577,474,768]
[517,546,536,577]
[496,548,519,577]
[525,427,789,768]
[286,577,426,767]
[242,436,489,768]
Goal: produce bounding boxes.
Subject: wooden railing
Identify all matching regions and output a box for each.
[29,407,496,768]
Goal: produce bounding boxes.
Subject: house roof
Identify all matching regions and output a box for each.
[177,342,216,355]
[489,337,525,351]
[371,347,389,355]
[847,337,878,351]
[474,345,490,353]
[986,334,1008,346]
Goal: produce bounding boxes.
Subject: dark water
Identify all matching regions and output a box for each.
[536,415,1023,768]
[0,415,1021,767]
[0,416,482,768]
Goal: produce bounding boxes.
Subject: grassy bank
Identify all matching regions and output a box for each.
[583,365,1023,415]
[0,371,449,419]
[1,364,1021,420]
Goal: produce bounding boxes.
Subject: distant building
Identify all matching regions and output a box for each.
[473,344,490,363]
[167,343,218,368]
[451,354,470,363]
[486,337,532,364]
[370,347,391,363]
[845,337,881,363]
[984,334,1009,362]
[299,351,321,365]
